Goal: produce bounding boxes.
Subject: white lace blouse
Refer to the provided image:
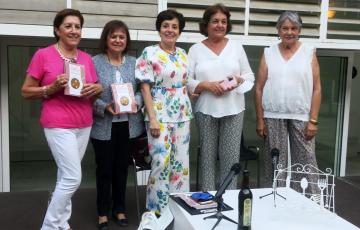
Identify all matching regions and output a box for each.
[262,43,315,121]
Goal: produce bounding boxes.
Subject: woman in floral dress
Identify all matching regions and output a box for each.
[135,9,195,229]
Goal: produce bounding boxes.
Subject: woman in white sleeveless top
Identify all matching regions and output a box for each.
[255,11,321,192]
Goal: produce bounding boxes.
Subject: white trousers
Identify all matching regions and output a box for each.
[41,127,91,230]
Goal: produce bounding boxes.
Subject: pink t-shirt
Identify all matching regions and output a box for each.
[27,45,98,128]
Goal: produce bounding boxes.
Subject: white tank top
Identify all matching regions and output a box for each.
[262,43,315,121]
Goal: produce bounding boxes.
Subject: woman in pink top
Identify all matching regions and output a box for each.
[21,9,102,230]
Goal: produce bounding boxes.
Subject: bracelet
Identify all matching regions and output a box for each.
[42,86,48,99]
[309,118,319,125]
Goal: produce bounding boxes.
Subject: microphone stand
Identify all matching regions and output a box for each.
[203,195,237,230]
[259,169,286,207]
[203,163,240,229]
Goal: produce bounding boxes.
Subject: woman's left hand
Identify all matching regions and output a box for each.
[227,75,245,91]
[304,122,318,141]
[132,101,139,112]
[188,89,200,99]
[81,83,103,98]
[235,75,245,85]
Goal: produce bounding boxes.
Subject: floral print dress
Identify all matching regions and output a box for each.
[135,45,193,214]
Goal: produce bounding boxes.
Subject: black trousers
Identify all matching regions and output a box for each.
[91,121,130,216]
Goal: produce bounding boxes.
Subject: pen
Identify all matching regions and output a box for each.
[200,208,217,214]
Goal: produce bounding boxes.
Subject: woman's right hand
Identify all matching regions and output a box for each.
[149,118,161,138]
[256,118,267,138]
[52,74,68,91]
[105,102,119,116]
[204,81,225,96]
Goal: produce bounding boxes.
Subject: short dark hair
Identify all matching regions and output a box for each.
[53,9,84,41]
[98,20,131,54]
[156,9,185,34]
[199,3,232,37]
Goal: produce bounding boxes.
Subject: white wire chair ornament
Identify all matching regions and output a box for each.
[272,163,335,213]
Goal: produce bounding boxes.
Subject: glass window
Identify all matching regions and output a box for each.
[7,42,350,191]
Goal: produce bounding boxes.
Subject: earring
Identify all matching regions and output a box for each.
[278,36,281,40]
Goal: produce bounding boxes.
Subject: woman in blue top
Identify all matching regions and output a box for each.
[91,20,144,230]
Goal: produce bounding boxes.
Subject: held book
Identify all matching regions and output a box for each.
[64,62,86,96]
[111,83,137,114]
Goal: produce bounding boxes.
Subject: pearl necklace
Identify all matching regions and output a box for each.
[57,43,78,63]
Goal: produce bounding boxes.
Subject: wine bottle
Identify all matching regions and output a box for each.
[238,170,253,230]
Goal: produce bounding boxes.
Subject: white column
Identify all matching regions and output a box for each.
[67,0,72,8]
[319,0,329,40]
[157,0,168,13]
[244,0,250,36]
[339,53,354,176]
[0,40,10,192]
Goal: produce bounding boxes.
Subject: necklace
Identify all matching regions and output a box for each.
[107,54,124,66]
[159,43,176,55]
[57,43,77,63]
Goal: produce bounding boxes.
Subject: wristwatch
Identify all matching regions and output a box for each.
[309,118,319,125]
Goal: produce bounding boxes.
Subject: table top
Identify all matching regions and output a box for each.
[169,187,360,230]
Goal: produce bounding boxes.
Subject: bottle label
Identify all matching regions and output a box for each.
[243,198,252,226]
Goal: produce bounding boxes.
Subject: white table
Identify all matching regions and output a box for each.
[169,188,360,230]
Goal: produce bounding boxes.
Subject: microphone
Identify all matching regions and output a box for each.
[271,148,280,176]
[214,163,242,201]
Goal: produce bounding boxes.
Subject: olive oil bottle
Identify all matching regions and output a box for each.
[238,170,252,230]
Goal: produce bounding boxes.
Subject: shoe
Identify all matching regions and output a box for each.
[157,206,173,230]
[138,211,158,230]
[97,221,109,230]
[112,213,129,227]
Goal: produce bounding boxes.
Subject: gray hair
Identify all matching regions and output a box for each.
[276,11,302,29]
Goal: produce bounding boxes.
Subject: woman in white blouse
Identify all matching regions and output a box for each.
[255,11,321,190]
[188,3,254,191]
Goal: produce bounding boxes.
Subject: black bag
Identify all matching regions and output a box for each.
[130,132,151,169]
